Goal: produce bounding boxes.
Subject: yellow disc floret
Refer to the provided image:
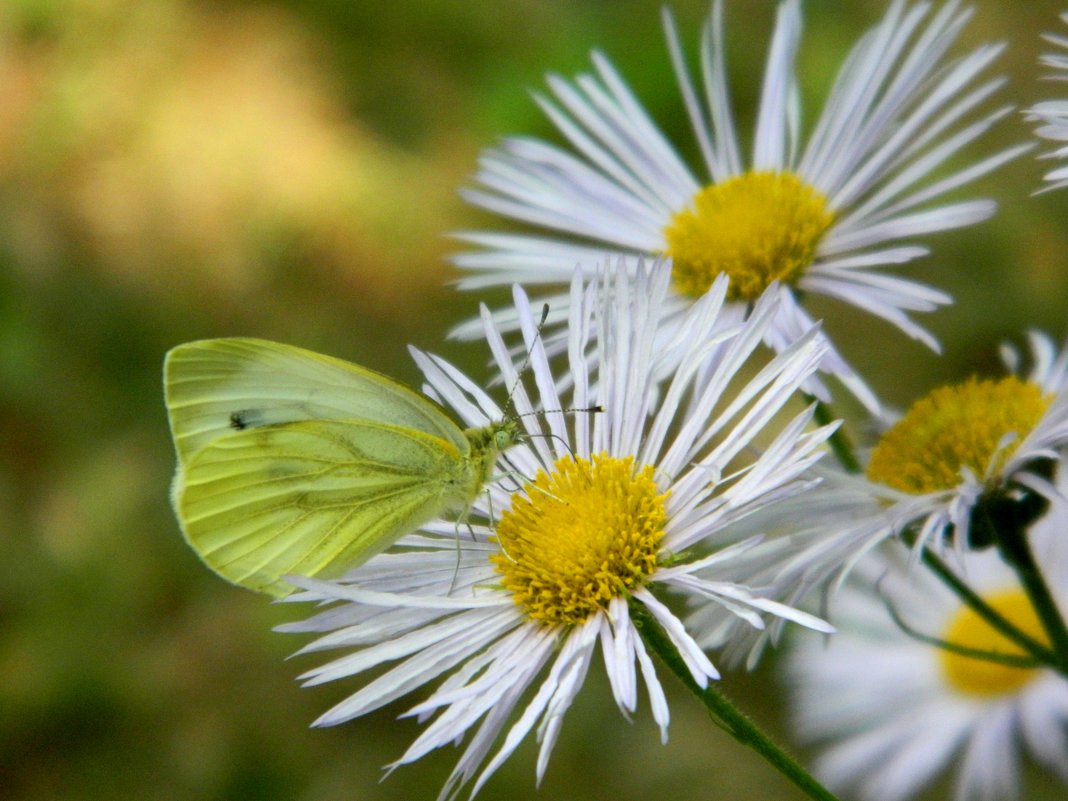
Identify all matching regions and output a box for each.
[492,454,667,627]
[664,171,834,301]
[867,377,1050,494]
[940,589,1046,697]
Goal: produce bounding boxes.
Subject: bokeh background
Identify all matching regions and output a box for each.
[3,1,1068,799]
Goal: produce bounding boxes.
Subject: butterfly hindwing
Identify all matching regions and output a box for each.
[176,418,475,596]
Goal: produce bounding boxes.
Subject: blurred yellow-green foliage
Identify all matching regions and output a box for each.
[3,1,1068,799]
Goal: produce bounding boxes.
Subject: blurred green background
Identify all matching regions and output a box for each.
[2,1,1067,799]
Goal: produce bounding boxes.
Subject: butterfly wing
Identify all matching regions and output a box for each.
[164,338,469,467]
[175,418,476,597]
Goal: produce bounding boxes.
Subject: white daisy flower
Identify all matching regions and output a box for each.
[861,329,1068,555]
[690,331,1068,671]
[784,496,1068,801]
[277,266,837,800]
[453,0,1026,412]
[733,330,1068,597]
[1027,11,1068,191]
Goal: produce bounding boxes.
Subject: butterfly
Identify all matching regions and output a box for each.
[164,338,521,597]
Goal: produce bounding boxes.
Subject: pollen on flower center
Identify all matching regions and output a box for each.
[491,453,667,627]
[664,171,834,301]
[940,589,1047,697]
[867,377,1051,494]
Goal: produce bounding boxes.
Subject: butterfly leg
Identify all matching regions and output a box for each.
[448,505,480,595]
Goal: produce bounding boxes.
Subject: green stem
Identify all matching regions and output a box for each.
[884,589,1044,669]
[630,601,841,801]
[995,527,1068,673]
[807,398,860,475]
[917,544,1058,667]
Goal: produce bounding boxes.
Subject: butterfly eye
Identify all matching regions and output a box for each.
[495,428,513,450]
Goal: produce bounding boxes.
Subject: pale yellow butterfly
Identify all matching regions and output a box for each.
[164,338,522,597]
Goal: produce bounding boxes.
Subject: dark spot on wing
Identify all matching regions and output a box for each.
[229,410,256,430]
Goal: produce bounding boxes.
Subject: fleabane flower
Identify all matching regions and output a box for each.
[1027,11,1068,191]
[692,332,1068,671]
[862,330,1068,554]
[277,266,836,800]
[454,0,1026,412]
[735,331,1068,587]
[784,497,1068,801]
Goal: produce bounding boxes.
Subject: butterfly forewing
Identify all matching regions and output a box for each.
[165,338,469,466]
[177,419,477,596]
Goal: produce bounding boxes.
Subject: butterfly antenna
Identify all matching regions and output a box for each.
[518,404,604,419]
[517,405,603,458]
[502,303,551,421]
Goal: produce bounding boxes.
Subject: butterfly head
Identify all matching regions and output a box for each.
[492,416,522,453]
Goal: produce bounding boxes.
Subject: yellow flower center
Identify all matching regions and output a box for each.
[940,589,1047,697]
[664,171,834,301]
[867,377,1050,494]
[492,454,667,627]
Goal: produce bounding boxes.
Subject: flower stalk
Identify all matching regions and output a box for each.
[916,543,1059,669]
[994,523,1068,674]
[630,599,842,801]
[808,398,861,475]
